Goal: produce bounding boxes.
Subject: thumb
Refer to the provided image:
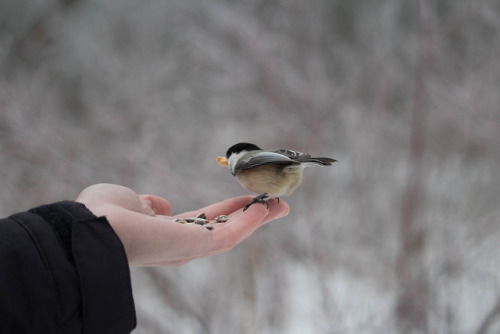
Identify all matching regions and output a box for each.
[139,195,172,216]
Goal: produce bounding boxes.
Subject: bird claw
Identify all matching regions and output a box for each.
[243,193,270,212]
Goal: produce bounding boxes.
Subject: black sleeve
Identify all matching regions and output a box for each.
[0,201,136,334]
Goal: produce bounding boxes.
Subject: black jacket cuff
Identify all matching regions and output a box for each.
[36,201,136,333]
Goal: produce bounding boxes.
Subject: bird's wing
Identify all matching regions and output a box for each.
[234,151,299,172]
[276,149,336,166]
[274,149,311,160]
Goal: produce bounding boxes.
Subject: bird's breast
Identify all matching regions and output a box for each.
[235,165,303,197]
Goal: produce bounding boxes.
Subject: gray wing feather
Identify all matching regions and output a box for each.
[275,149,310,160]
[234,152,299,172]
[276,149,336,166]
[234,150,336,172]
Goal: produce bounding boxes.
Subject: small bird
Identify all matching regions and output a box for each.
[217,142,336,211]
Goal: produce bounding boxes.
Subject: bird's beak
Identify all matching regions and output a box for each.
[217,156,228,167]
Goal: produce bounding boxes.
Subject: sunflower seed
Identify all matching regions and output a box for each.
[215,215,229,223]
[193,218,209,225]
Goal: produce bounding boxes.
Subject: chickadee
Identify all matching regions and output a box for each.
[217,142,336,211]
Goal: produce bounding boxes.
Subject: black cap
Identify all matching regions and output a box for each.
[226,142,261,158]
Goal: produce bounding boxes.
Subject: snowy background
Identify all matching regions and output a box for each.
[1,0,500,333]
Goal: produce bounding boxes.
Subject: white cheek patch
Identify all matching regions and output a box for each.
[228,151,247,174]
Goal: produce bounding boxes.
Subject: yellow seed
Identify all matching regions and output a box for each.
[217,156,228,167]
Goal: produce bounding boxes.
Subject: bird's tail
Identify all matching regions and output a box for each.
[300,157,337,167]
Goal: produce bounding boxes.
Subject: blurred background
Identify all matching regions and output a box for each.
[1,0,500,333]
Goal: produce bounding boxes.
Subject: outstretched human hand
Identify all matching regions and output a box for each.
[76,184,289,266]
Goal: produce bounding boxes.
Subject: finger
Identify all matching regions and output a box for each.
[203,199,286,256]
[140,195,172,216]
[260,198,290,224]
[175,196,257,219]
[216,204,268,243]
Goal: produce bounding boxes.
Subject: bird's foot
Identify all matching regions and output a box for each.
[243,193,269,212]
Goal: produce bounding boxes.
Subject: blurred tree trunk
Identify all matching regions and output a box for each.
[395,0,433,332]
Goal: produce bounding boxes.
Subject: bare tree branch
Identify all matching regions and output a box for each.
[395,0,434,332]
